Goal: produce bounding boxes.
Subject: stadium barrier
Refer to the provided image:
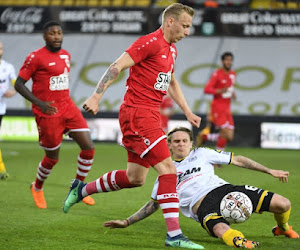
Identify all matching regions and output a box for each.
[1,110,300,149]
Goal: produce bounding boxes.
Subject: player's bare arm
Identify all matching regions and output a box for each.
[103,200,159,229]
[15,76,57,115]
[95,64,119,94]
[168,73,201,127]
[83,52,135,115]
[231,155,289,183]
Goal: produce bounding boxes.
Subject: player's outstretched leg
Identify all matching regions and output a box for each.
[63,179,85,213]
[165,234,204,249]
[233,237,259,249]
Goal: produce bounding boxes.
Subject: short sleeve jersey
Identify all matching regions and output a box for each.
[124,28,177,111]
[0,59,16,115]
[18,46,74,117]
[151,147,233,221]
[204,68,235,111]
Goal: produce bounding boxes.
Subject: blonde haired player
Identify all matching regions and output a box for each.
[64,3,203,249]
[0,41,17,180]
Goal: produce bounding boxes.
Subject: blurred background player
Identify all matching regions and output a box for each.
[14,21,95,209]
[196,52,236,151]
[0,41,17,180]
[104,127,299,249]
[160,94,174,134]
[64,4,203,249]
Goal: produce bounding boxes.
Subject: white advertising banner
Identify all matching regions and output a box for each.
[261,122,300,149]
[87,118,191,143]
[2,34,300,116]
[0,116,191,142]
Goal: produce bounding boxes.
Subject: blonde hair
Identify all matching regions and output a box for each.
[162,3,194,24]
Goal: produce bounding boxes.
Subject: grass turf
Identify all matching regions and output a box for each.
[0,141,299,249]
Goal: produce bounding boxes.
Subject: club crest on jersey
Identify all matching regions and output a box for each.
[154,71,171,91]
[59,54,70,68]
[49,67,69,91]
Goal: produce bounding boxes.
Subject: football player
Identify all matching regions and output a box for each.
[104,127,299,248]
[0,41,17,180]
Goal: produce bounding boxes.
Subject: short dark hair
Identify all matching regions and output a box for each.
[43,21,61,33]
[221,52,234,61]
[167,127,193,143]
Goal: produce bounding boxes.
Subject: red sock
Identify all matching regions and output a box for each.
[84,170,133,195]
[157,174,182,237]
[34,156,58,190]
[216,136,227,151]
[76,148,95,181]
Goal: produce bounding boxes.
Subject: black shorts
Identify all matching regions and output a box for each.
[197,184,274,237]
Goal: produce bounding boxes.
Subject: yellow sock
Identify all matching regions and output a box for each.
[0,149,7,173]
[274,207,291,231]
[222,229,245,247]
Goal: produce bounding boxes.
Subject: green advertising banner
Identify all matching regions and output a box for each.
[0,116,38,141]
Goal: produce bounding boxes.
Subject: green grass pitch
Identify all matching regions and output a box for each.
[0,141,299,249]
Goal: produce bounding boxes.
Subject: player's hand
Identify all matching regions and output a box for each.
[39,101,58,115]
[232,92,237,101]
[186,112,201,128]
[83,95,100,115]
[269,169,289,183]
[103,220,128,229]
[217,87,228,94]
[4,89,16,98]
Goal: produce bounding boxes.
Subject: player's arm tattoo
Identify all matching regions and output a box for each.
[126,200,159,226]
[234,156,270,174]
[96,63,119,94]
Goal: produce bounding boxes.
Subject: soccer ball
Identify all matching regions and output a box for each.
[220,192,253,224]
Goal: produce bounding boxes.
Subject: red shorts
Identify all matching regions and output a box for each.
[35,105,89,150]
[160,114,169,133]
[211,106,234,130]
[119,104,170,168]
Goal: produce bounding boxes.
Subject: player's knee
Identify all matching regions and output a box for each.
[227,134,234,141]
[271,194,291,213]
[279,197,291,212]
[129,179,145,187]
[127,176,146,187]
[213,223,231,239]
